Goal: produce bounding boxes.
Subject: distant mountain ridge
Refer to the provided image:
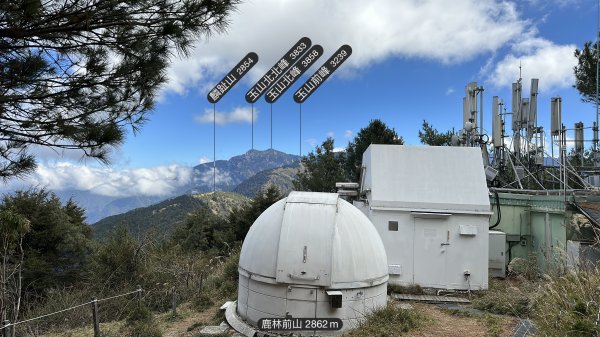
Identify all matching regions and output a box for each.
[56,149,300,223]
[187,149,300,194]
[93,192,251,239]
[233,162,301,197]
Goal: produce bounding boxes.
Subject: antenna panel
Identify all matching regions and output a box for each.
[463,96,469,128]
[550,97,561,135]
[492,96,502,148]
[529,79,538,129]
[466,82,478,128]
[521,98,530,127]
[512,83,521,132]
[575,122,584,153]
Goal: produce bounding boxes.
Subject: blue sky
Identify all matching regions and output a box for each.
[3,0,600,197]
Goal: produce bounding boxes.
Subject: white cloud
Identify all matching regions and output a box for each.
[306,138,318,148]
[198,156,211,164]
[526,0,582,8]
[446,87,455,95]
[164,0,526,94]
[196,167,233,186]
[487,37,577,91]
[326,131,335,138]
[344,130,354,140]
[333,147,346,153]
[8,162,194,198]
[194,106,257,125]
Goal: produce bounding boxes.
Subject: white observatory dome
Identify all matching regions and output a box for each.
[233,191,388,335]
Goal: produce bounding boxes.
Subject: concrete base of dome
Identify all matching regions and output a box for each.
[235,274,387,336]
[224,301,257,337]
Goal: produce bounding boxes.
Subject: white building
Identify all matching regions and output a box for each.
[234,191,388,335]
[355,145,491,290]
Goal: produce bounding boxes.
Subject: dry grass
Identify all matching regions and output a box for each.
[344,301,424,337]
[472,278,537,317]
[531,270,600,336]
[405,303,515,337]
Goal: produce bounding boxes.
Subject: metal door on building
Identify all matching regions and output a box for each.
[285,286,317,319]
[413,216,448,288]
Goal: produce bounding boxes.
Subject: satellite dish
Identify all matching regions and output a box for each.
[451,134,460,146]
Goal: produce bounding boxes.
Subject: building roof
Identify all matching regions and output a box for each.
[239,191,388,289]
[362,145,490,213]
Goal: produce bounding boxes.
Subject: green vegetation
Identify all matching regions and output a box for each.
[0,186,281,336]
[441,308,503,337]
[574,41,599,104]
[345,302,423,337]
[0,189,93,329]
[418,120,454,146]
[473,279,534,317]
[531,270,600,337]
[0,0,239,179]
[294,138,348,192]
[345,119,404,182]
[126,305,162,337]
[294,119,403,191]
[93,192,250,239]
[234,163,300,197]
[481,314,503,337]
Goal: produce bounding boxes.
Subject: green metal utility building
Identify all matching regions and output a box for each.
[489,189,600,272]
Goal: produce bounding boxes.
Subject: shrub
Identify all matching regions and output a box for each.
[126,305,162,337]
[345,302,423,337]
[472,279,533,317]
[531,270,600,337]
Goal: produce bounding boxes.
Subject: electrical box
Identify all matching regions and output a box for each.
[326,290,343,309]
[388,264,402,275]
[459,225,478,236]
[489,231,506,278]
[506,234,521,242]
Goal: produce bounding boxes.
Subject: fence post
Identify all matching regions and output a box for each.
[91,298,100,337]
[171,286,177,316]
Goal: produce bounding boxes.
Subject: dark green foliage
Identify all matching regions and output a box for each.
[93,192,250,240]
[345,119,404,182]
[229,186,283,241]
[574,41,598,104]
[0,0,239,178]
[92,224,147,288]
[0,189,93,294]
[294,138,348,192]
[172,208,232,253]
[418,120,453,146]
[93,194,206,239]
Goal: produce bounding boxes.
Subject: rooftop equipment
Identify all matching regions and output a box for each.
[551,97,562,136]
